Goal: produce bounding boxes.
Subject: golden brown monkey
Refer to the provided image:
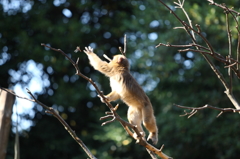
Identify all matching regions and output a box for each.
[83,46,158,144]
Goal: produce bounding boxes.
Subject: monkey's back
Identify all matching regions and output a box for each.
[111,71,151,108]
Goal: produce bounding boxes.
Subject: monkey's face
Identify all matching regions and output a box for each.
[113,55,130,69]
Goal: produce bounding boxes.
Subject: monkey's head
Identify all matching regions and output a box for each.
[113,55,130,69]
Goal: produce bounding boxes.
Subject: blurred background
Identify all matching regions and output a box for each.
[1,0,240,158]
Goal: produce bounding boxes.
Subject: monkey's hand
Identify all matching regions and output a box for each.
[97,94,109,103]
[83,46,94,54]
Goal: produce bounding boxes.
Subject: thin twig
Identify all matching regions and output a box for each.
[175,104,240,118]
[119,34,127,56]
[237,33,240,70]
[208,0,240,71]
[123,34,127,56]
[103,54,112,62]
[208,0,240,15]
[158,42,240,77]
[0,87,34,102]
[174,0,196,40]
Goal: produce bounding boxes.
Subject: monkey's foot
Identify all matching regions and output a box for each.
[147,132,158,145]
[133,132,145,143]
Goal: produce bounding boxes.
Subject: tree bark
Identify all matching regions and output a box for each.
[0,89,15,159]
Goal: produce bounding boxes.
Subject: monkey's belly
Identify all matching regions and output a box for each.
[110,75,147,108]
[110,78,123,94]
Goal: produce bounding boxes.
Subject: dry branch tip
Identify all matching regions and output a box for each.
[74,46,81,53]
[159,144,164,152]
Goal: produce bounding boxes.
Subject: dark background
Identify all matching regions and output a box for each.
[1,0,240,158]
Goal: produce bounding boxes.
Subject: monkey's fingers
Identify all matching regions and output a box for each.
[88,46,93,52]
[97,94,108,103]
[83,46,94,54]
[83,47,90,54]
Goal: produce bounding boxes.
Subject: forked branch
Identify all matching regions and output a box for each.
[157,0,240,112]
[175,104,240,118]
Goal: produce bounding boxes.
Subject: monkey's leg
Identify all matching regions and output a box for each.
[142,105,158,145]
[127,106,145,140]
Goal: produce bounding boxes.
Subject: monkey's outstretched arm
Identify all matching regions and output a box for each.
[84,46,113,76]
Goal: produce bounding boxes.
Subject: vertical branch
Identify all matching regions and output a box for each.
[123,34,127,55]
[226,11,232,59]
[237,32,240,70]
[234,14,240,70]
[209,0,240,70]
[119,34,127,56]
[174,0,196,40]
[225,9,233,92]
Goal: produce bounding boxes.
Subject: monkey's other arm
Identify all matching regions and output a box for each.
[97,90,120,103]
[83,46,112,76]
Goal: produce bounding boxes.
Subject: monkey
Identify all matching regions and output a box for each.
[83,46,158,145]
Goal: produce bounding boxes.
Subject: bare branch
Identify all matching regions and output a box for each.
[237,33,240,70]
[174,0,196,40]
[119,34,127,56]
[158,0,240,111]
[0,87,34,102]
[225,62,237,68]
[225,7,233,58]
[123,34,127,55]
[103,54,112,62]
[225,8,233,92]
[74,46,81,53]
[158,42,240,78]
[1,87,97,159]
[119,47,123,55]
[208,0,240,15]
[208,0,240,71]
[175,104,240,118]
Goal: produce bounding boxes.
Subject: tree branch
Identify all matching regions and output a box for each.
[208,0,240,15]
[0,87,97,159]
[175,104,240,118]
[119,34,127,56]
[157,0,240,111]
[225,7,233,93]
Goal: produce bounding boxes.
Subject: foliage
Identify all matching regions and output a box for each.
[1,0,240,158]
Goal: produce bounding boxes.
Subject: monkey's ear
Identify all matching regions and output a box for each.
[117,56,123,63]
